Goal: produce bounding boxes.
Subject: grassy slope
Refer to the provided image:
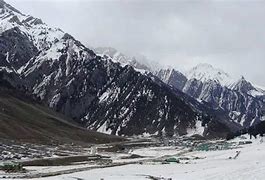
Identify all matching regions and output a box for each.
[0,89,123,145]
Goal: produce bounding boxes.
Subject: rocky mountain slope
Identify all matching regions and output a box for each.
[156,64,265,128]
[0,69,122,144]
[0,0,240,138]
[97,47,265,129]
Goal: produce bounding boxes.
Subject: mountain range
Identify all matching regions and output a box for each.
[96,47,265,130]
[1,0,263,141]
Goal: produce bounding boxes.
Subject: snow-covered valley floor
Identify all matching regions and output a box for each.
[2,136,265,180]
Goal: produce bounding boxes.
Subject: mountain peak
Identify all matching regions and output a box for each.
[0,0,65,53]
[0,0,23,15]
[240,76,245,80]
[186,63,233,86]
[230,75,257,93]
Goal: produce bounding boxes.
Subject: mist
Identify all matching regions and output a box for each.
[5,0,265,86]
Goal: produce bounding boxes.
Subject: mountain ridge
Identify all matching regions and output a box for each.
[96,46,265,129]
[0,68,123,144]
[0,0,241,138]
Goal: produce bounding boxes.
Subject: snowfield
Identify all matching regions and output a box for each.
[6,136,263,180]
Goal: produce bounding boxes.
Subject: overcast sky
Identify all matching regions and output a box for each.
[5,0,265,86]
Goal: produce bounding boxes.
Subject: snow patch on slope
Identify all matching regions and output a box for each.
[248,89,264,97]
[186,121,205,136]
[97,122,112,134]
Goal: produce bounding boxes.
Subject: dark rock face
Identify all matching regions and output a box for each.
[182,79,203,98]
[84,66,197,136]
[156,69,187,91]
[227,120,265,140]
[231,76,256,94]
[0,27,38,70]
[248,121,265,138]
[0,68,21,89]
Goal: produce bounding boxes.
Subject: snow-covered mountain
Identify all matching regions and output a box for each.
[185,63,234,86]
[184,63,265,97]
[156,63,265,128]
[0,0,238,138]
[94,47,162,74]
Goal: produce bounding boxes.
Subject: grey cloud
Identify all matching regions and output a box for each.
[5,0,265,86]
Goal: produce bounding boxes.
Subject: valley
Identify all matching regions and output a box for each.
[1,0,265,179]
[0,135,263,179]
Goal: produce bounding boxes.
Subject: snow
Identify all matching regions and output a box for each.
[255,85,265,92]
[186,63,236,86]
[0,67,13,73]
[33,74,52,99]
[248,89,265,97]
[134,67,148,75]
[186,121,205,136]
[185,63,265,98]
[185,63,265,99]
[5,52,9,63]
[95,47,162,73]
[0,1,64,53]
[133,53,163,72]
[98,88,120,104]
[42,40,64,60]
[25,137,265,180]
[96,48,131,68]
[229,111,241,120]
[97,121,112,134]
[131,146,183,157]
[49,93,61,108]
[0,3,25,33]
[158,68,174,83]
[99,90,111,103]
[23,164,95,175]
